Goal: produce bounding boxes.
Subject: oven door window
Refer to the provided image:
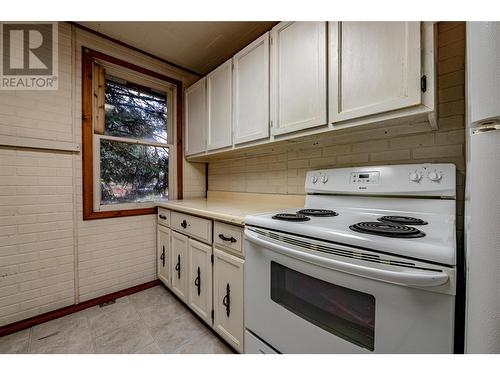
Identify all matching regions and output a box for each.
[271,261,375,351]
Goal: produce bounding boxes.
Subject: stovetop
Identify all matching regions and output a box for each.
[245,195,456,266]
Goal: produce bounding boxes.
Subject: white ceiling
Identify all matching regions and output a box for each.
[77,22,278,76]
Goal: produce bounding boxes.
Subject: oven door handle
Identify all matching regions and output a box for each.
[245,229,449,287]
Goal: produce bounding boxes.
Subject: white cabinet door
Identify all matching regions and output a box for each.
[157,226,171,287]
[188,238,213,325]
[270,22,327,136]
[171,231,189,302]
[207,59,233,151]
[185,77,206,156]
[233,32,270,145]
[329,22,422,123]
[213,248,244,353]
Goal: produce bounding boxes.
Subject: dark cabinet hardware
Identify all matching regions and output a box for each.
[159,214,167,220]
[175,254,181,279]
[181,220,188,229]
[194,266,201,296]
[421,75,427,93]
[218,234,237,243]
[160,245,165,267]
[222,283,231,317]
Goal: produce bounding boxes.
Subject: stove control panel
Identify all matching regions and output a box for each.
[305,163,456,198]
[350,171,380,184]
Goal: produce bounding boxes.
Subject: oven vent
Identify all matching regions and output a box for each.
[249,228,417,268]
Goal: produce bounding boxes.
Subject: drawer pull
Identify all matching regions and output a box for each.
[160,245,165,267]
[181,220,188,229]
[218,234,237,243]
[194,266,201,296]
[159,214,167,220]
[175,254,181,279]
[222,283,231,317]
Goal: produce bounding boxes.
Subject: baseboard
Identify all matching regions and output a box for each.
[0,280,160,337]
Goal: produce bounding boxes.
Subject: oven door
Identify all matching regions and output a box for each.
[244,227,456,354]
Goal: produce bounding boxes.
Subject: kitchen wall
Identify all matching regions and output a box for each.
[0,23,204,326]
[208,22,466,247]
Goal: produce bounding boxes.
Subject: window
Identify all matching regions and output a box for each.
[82,48,183,220]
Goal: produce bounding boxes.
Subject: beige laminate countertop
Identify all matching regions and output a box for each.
[157,191,305,226]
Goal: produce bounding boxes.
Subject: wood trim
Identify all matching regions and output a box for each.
[0,280,160,337]
[176,80,184,200]
[69,22,202,77]
[82,47,183,220]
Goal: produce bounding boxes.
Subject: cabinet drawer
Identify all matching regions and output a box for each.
[171,211,212,244]
[214,221,243,256]
[157,208,170,227]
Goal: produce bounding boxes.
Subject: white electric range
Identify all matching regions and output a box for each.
[244,163,457,354]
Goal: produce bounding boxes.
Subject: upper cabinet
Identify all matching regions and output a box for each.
[233,32,270,145]
[184,22,436,159]
[207,59,233,151]
[185,77,207,156]
[270,22,327,136]
[329,22,422,123]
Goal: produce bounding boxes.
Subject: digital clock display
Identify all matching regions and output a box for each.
[358,173,370,179]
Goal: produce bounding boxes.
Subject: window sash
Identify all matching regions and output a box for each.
[93,134,174,212]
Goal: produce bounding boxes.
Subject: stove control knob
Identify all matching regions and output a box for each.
[311,175,318,184]
[321,175,329,184]
[409,172,422,182]
[428,171,442,182]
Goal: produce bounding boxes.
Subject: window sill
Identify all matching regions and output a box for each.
[83,206,157,220]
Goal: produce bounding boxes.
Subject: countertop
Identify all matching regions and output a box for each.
[157,191,305,226]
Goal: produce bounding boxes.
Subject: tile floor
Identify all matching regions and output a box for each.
[0,285,233,354]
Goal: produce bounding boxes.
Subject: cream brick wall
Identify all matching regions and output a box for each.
[0,148,75,326]
[0,24,73,144]
[183,160,206,198]
[208,22,466,247]
[0,23,204,326]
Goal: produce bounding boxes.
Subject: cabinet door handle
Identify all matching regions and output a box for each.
[194,266,201,296]
[159,214,167,220]
[181,220,188,229]
[160,245,165,268]
[222,283,230,317]
[175,254,181,279]
[218,234,237,243]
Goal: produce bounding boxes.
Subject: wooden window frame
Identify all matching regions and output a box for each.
[82,47,183,220]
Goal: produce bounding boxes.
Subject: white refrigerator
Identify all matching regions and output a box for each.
[465,21,500,353]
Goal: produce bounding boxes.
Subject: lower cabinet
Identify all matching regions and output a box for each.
[157,226,171,287]
[171,231,189,302]
[188,238,213,324]
[213,248,245,353]
[157,218,245,353]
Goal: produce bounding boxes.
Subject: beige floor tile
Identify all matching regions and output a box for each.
[0,329,30,354]
[153,313,210,353]
[129,285,174,308]
[138,297,189,329]
[87,296,141,338]
[175,332,233,354]
[30,312,93,354]
[94,322,155,354]
[134,342,162,354]
[2,286,234,355]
